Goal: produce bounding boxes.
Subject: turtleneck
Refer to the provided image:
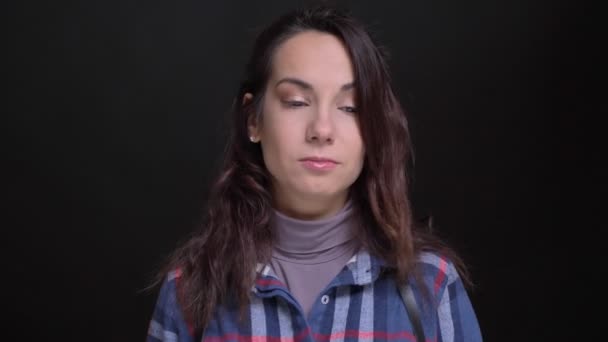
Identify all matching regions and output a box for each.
[269,199,360,317]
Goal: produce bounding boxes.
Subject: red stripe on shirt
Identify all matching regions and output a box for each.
[433,257,447,295]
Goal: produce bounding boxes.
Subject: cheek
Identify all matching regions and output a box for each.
[259,116,301,178]
[261,103,305,149]
[351,144,365,176]
[346,125,365,179]
[344,120,364,157]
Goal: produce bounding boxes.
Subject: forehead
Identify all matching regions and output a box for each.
[270,31,354,88]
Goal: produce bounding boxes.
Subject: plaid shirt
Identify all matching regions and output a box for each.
[147,250,482,342]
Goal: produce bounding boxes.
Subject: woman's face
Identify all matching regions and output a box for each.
[247,31,365,219]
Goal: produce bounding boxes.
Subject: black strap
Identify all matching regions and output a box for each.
[398,283,426,342]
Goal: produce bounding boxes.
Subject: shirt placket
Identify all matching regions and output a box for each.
[252,251,382,342]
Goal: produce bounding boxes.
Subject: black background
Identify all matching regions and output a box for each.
[5,0,587,341]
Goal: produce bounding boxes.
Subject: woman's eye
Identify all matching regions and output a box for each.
[283,100,308,108]
[339,106,357,113]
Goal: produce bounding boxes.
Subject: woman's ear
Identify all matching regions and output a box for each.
[243,93,260,143]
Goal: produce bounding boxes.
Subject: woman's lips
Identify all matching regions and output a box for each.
[299,157,339,171]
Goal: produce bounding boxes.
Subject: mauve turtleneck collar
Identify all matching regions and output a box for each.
[271,199,356,264]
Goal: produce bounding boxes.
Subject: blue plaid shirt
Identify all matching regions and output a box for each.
[147,250,482,342]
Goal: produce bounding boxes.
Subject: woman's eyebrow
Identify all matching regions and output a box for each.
[275,77,354,92]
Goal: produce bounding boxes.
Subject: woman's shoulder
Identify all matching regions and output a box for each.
[166,268,183,282]
[414,252,483,340]
[147,268,195,341]
[152,268,184,316]
[414,251,463,297]
[157,268,183,291]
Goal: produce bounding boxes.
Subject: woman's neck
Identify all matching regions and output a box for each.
[272,198,355,257]
[272,189,350,220]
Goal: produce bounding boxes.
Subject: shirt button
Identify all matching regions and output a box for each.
[321,295,330,304]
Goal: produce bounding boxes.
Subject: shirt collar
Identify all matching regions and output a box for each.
[253,249,389,293]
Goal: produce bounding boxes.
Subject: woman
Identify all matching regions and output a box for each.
[147,5,482,342]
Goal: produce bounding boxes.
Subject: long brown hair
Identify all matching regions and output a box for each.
[154,4,469,334]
